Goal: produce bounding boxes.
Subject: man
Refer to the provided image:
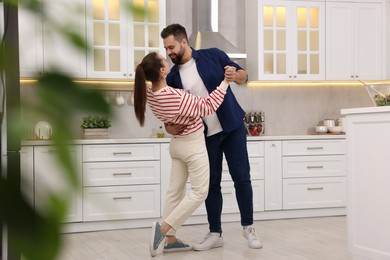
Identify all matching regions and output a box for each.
[160,23,262,250]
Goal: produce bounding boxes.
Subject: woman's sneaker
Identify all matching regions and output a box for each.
[150,222,165,257]
[193,232,223,251]
[243,225,262,249]
[163,239,192,253]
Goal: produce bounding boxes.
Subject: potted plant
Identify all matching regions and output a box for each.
[81,115,111,138]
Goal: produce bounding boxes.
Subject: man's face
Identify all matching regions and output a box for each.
[163,35,185,65]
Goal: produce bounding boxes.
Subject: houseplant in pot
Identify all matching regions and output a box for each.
[81,115,111,138]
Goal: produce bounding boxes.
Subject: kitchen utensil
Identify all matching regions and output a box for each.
[127,91,134,106]
[35,121,52,139]
[315,125,328,134]
[328,126,343,134]
[115,91,125,106]
[323,119,336,128]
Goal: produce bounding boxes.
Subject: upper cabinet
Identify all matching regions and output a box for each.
[326,2,383,80]
[19,0,87,78]
[85,0,166,79]
[246,0,325,80]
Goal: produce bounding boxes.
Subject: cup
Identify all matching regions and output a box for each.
[115,92,125,106]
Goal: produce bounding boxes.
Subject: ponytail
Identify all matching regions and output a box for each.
[134,64,147,126]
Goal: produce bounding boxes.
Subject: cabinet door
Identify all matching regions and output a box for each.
[256,0,325,80]
[264,141,283,210]
[43,0,87,78]
[19,6,44,77]
[353,3,382,80]
[34,145,82,223]
[326,2,354,80]
[20,146,34,205]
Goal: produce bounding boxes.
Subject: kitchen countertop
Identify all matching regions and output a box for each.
[22,134,346,146]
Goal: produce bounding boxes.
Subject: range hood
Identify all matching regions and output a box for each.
[188,0,247,59]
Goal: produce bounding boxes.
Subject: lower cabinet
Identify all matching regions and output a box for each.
[21,136,346,231]
[82,144,161,222]
[34,145,83,223]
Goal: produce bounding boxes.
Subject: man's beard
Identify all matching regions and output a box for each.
[169,46,185,65]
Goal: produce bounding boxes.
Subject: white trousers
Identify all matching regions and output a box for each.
[163,130,210,235]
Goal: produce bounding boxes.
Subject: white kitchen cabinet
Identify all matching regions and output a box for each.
[82,143,161,221]
[282,139,347,210]
[19,0,87,78]
[85,0,166,79]
[326,2,383,80]
[34,145,83,223]
[20,146,34,205]
[264,140,283,210]
[246,0,325,80]
[342,107,390,260]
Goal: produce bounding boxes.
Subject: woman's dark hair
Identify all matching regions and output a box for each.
[160,23,188,42]
[134,52,164,126]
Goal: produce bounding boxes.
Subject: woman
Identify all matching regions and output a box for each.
[134,52,231,257]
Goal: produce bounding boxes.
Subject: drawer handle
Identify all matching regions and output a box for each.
[306,147,324,150]
[113,196,132,200]
[222,192,233,195]
[307,187,324,191]
[307,166,324,169]
[113,172,133,176]
[113,152,132,156]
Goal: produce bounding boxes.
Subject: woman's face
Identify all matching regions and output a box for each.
[158,53,170,77]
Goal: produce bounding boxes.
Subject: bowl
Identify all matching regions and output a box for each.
[315,125,328,134]
[365,85,390,106]
[328,126,343,134]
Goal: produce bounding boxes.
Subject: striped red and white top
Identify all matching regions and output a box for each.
[147,81,228,136]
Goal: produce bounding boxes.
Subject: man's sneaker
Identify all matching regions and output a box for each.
[150,222,165,257]
[243,225,262,249]
[163,239,193,253]
[193,232,223,251]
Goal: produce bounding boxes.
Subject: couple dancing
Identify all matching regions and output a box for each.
[133,23,262,257]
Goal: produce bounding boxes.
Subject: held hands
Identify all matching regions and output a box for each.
[224,66,236,82]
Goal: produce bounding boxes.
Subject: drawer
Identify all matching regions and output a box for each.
[83,161,160,186]
[283,155,346,178]
[222,157,264,181]
[187,180,264,216]
[283,177,347,210]
[247,141,264,157]
[83,185,160,221]
[282,139,346,156]
[83,144,160,162]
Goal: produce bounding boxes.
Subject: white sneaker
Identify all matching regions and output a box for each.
[193,232,223,251]
[243,225,262,249]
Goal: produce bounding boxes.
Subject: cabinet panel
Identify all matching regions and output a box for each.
[283,155,346,178]
[222,157,264,181]
[83,143,160,162]
[264,141,283,210]
[34,145,82,223]
[83,161,160,186]
[283,177,347,209]
[83,185,160,221]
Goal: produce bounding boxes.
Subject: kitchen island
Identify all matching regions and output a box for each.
[342,106,390,260]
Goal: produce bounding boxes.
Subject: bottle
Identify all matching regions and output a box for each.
[157,126,165,138]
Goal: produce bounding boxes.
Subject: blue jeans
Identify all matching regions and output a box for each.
[205,123,253,233]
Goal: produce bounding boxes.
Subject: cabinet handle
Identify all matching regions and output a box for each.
[113,172,132,176]
[307,165,324,169]
[113,152,132,155]
[355,75,359,78]
[307,187,324,191]
[113,196,132,200]
[306,147,324,150]
[351,75,354,78]
[222,191,233,195]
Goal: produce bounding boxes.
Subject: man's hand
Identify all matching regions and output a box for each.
[164,122,186,135]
